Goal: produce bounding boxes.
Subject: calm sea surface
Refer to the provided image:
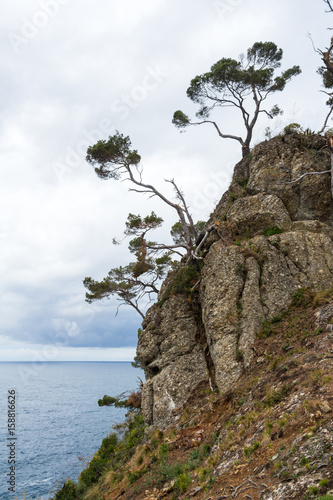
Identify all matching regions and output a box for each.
[0,362,143,499]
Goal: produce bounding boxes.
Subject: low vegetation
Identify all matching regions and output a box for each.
[52,285,333,499]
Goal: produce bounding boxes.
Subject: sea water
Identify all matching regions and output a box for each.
[0,362,143,499]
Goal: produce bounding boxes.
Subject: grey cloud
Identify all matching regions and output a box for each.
[0,0,327,359]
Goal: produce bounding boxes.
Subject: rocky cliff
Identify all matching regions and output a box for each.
[53,132,333,500]
[137,132,333,429]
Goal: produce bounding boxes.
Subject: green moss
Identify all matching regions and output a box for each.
[236,349,244,362]
[158,264,201,306]
[258,319,273,338]
[229,192,238,202]
[263,226,283,236]
[292,288,313,308]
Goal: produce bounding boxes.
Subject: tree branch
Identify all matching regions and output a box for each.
[324,0,333,12]
[191,119,244,145]
[318,105,333,134]
[166,179,197,239]
[146,243,186,256]
[284,170,330,184]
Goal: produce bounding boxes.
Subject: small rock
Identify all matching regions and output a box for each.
[189,486,202,497]
[318,401,332,413]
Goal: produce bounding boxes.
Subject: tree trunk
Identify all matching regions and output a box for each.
[242,144,250,158]
[329,135,333,198]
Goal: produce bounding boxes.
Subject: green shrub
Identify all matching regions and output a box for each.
[79,433,118,488]
[125,413,145,450]
[174,472,191,492]
[300,456,309,466]
[55,409,146,497]
[244,441,260,457]
[128,470,144,484]
[53,480,79,499]
[199,443,211,459]
[265,384,291,407]
[258,319,273,338]
[263,226,283,236]
[158,442,169,460]
[291,288,313,307]
[189,448,199,460]
[283,123,302,135]
[97,395,128,407]
[308,485,319,495]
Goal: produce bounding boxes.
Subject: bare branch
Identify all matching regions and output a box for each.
[165,178,197,239]
[284,170,330,184]
[324,0,333,12]
[191,222,218,260]
[318,105,333,134]
[146,243,186,256]
[307,32,321,55]
[116,301,144,319]
[193,119,244,146]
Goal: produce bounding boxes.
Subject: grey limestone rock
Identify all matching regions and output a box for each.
[137,295,209,427]
[200,226,333,395]
[137,134,333,428]
[227,193,292,236]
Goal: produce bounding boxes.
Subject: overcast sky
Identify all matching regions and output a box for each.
[0,0,330,362]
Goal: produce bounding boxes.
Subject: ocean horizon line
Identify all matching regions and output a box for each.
[0,360,133,363]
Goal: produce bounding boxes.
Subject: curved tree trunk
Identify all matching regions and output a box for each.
[328,135,333,198]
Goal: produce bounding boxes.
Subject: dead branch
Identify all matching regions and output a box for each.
[284,170,330,184]
[324,0,333,12]
[319,105,333,134]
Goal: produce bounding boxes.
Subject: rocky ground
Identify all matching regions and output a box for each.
[99,289,333,500]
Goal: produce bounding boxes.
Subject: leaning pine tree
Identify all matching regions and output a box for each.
[83,132,207,318]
